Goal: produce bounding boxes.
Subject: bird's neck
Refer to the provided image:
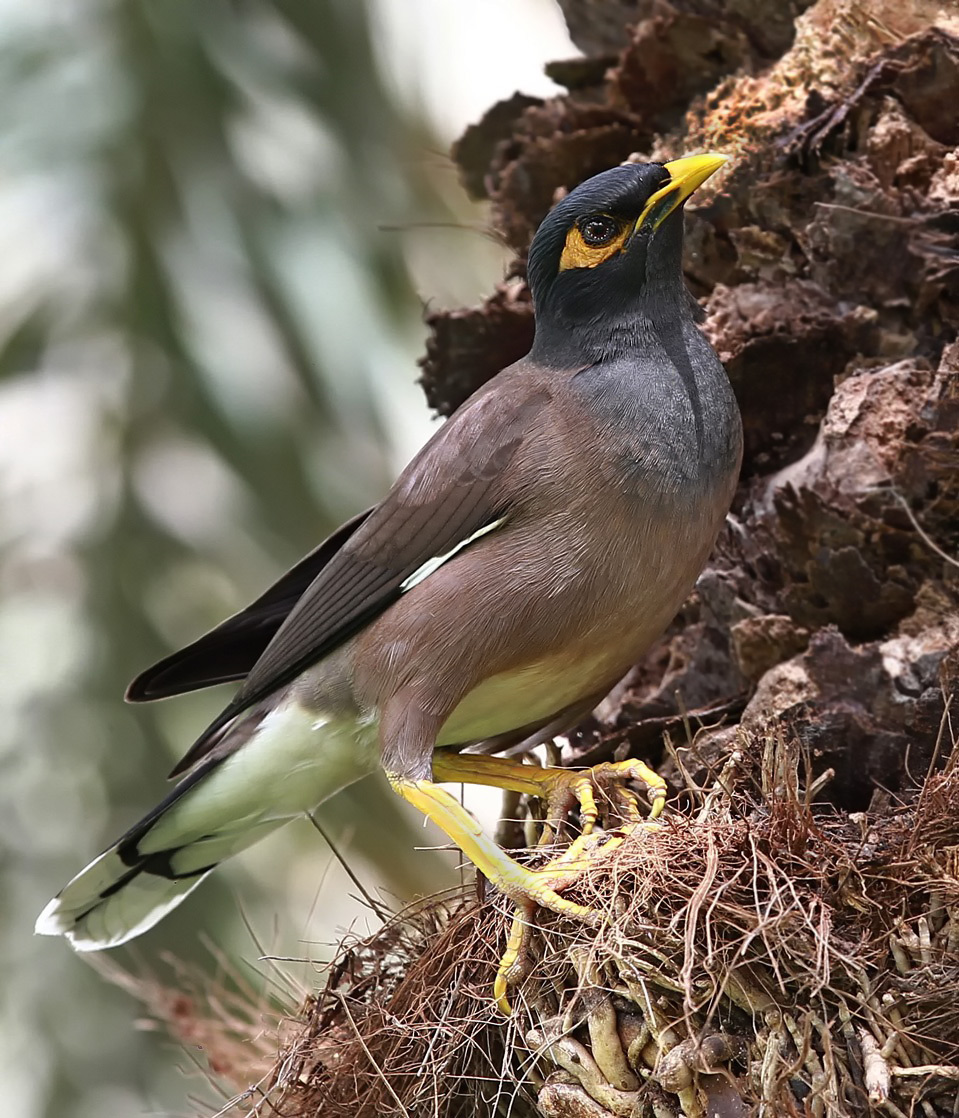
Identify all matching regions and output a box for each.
[529,288,691,367]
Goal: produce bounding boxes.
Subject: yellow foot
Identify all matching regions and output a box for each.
[493,815,665,1012]
[431,752,666,843]
[393,754,667,1015]
[533,758,667,844]
[492,827,634,1014]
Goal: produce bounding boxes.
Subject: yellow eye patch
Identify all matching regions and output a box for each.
[558,218,630,271]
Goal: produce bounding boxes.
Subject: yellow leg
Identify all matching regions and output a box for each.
[389,777,599,915]
[392,755,667,1014]
[390,776,603,1014]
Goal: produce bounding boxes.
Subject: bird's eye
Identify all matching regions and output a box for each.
[578,215,619,246]
[558,213,629,272]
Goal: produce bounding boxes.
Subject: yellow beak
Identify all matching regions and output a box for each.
[634,153,727,233]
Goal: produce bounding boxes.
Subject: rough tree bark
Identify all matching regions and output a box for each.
[137,2,959,1115]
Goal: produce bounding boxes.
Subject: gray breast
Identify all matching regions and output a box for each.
[570,325,742,503]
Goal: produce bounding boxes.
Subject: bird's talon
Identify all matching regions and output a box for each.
[495,902,537,1015]
[540,758,665,845]
[421,753,667,1013]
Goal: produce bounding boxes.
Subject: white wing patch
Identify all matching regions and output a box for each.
[399,516,507,593]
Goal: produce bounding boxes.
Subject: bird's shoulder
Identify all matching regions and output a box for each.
[390,358,559,504]
[185,358,565,746]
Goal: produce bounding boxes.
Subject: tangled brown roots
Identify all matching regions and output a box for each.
[251,722,959,1118]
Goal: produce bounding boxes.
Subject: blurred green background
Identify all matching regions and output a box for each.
[0,1,575,1114]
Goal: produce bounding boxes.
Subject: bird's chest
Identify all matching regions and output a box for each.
[432,497,721,749]
[568,343,741,501]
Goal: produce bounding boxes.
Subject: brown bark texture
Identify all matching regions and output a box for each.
[145,2,959,1115]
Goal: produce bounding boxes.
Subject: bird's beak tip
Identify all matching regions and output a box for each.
[662,152,728,190]
[634,152,728,234]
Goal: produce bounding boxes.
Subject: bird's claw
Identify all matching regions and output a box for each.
[536,757,666,844]
[494,758,666,1014]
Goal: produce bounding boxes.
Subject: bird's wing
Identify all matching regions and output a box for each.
[169,373,553,777]
[126,509,374,702]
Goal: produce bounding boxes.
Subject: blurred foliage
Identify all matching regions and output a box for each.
[0,1,519,1114]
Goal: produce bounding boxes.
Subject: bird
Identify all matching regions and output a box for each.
[37,154,743,1008]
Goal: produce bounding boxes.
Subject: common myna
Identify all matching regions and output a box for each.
[37,155,742,1007]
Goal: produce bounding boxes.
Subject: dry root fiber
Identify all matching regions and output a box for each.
[225,723,959,1117]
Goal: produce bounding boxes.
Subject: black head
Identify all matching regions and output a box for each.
[526,155,725,358]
